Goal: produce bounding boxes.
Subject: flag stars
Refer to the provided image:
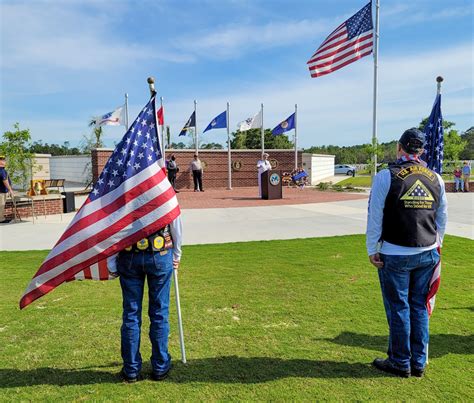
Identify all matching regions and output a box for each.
[145,132,150,139]
[147,154,153,161]
[137,130,142,137]
[146,109,152,116]
[98,178,104,185]
[150,123,155,129]
[107,180,115,188]
[133,140,138,147]
[141,143,148,149]
[138,152,144,159]
[121,148,127,156]
[134,162,141,170]
[117,159,123,167]
[141,119,147,126]
[112,169,118,177]
[92,188,99,196]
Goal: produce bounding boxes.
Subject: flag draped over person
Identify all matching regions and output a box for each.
[307,1,373,78]
[272,113,295,135]
[20,96,181,309]
[203,111,227,133]
[178,111,196,137]
[237,109,262,131]
[93,105,126,127]
[422,94,444,174]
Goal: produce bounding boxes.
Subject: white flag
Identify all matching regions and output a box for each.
[237,109,262,131]
[94,106,126,127]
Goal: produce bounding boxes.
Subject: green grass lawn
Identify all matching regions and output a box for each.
[1,235,473,401]
[337,176,373,188]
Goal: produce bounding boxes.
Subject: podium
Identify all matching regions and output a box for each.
[261,170,282,200]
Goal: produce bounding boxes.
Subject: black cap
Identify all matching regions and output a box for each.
[399,128,425,153]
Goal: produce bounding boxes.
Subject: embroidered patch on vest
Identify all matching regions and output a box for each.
[400,179,434,209]
[397,165,435,181]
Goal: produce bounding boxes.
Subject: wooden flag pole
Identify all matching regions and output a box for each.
[147,77,187,364]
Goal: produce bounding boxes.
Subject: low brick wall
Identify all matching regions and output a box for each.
[445,181,473,192]
[92,149,303,189]
[4,197,64,219]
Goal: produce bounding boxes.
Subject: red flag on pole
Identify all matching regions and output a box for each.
[157,106,164,126]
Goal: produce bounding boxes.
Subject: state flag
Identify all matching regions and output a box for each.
[272,113,295,135]
[203,111,227,133]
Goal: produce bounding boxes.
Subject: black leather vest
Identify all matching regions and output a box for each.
[381,161,440,247]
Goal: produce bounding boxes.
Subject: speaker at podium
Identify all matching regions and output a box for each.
[261,170,283,200]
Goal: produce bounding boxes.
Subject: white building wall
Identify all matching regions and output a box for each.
[32,154,51,180]
[302,153,335,184]
[49,155,91,184]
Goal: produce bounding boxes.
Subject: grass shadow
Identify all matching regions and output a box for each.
[322,332,474,358]
[0,357,382,387]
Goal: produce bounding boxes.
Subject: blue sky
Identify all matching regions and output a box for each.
[1,0,472,149]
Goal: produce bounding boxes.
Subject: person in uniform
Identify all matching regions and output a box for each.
[257,153,272,197]
[166,155,179,192]
[190,154,204,192]
[366,128,447,378]
[0,156,14,224]
[117,215,182,382]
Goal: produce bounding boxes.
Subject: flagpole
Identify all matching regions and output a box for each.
[261,103,264,156]
[371,0,380,177]
[436,76,443,95]
[294,104,298,170]
[227,102,232,190]
[160,96,166,161]
[147,76,187,364]
[124,93,129,131]
[194,100,198,154]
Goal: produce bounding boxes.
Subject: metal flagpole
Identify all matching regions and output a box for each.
[194,100,198,154]
[124,93,129,131]
[371,0,380,177]
[160,96,166,160]
[227,102,232,190]
[147,77,187,364]
[294,104,298,170]
[261,103,264,156]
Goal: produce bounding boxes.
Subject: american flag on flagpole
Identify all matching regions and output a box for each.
[20,96,180,309]
[307,2,373,78]
[422,94,444,174]
[426,247,441,317]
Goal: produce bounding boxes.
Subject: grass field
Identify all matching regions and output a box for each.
[337,176,372,188]
[1,235,473,401]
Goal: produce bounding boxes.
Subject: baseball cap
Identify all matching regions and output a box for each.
[399,128,425,153]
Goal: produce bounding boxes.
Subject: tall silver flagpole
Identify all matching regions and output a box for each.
[160,96,166,161]
[194,100,198,154]
[227,102,232,190]
[261,103,264,156]
[124,93,129,131]
[371,0,380,177]
[294,104,298,170]
[147,77,187,364]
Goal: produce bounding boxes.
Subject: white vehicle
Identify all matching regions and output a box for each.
[335,164,356,175]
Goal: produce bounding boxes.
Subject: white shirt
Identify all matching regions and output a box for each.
[170,215,183,262]
[257,159,272,175]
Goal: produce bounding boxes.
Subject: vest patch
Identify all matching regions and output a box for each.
[397,165,435,181]
[400,179,434,209]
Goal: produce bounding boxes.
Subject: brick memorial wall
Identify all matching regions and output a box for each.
[92,149,303,189]
[4,196,64,220]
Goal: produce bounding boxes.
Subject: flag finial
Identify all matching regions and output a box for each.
[147,76,156,96]
[436,76,443,95]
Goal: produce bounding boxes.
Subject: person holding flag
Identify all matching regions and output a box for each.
[366,128,447,378]
[20,94,183,383]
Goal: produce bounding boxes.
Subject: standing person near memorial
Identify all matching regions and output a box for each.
[366,128,447,378]
[167,155,179,192]
[462,161,471,192]
[257,153,272,197]
[190,154,204,192]
[453,166,463,192]
[0,156,14,224]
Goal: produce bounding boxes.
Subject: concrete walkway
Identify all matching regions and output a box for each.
[0,193,472,251]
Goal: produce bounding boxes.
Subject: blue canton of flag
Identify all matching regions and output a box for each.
[422,94,444,174]
[272,113,295,135]
[203,111,227,133]
[91,99,162,200]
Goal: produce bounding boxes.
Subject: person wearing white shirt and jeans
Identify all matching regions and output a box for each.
[366,128,447,378]
[257,153,272,197]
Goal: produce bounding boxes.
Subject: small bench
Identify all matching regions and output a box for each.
[43,179,66,193]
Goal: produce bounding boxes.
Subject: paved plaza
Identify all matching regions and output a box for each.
[1,187,472,251]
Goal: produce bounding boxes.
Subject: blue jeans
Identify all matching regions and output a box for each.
[117,250,173,378]
[454,177,463,191]
[378,249,439,370]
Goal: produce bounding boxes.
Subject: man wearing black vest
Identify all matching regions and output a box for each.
[366,128,447,378]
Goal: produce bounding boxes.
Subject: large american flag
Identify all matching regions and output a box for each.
[20,96,180,309]
[307,2,373,78]
[426,247,441,317]
[422,94,444,174]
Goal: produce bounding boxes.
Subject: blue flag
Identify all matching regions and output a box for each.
[179,111,196,136]
[203,111,227,133]
[272,113,295,135]
[421,94,444,174]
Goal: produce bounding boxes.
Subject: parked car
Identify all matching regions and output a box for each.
[334,164,356,176]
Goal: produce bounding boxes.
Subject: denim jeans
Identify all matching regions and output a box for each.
[117,250,173,378]
[378,249,439,370]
